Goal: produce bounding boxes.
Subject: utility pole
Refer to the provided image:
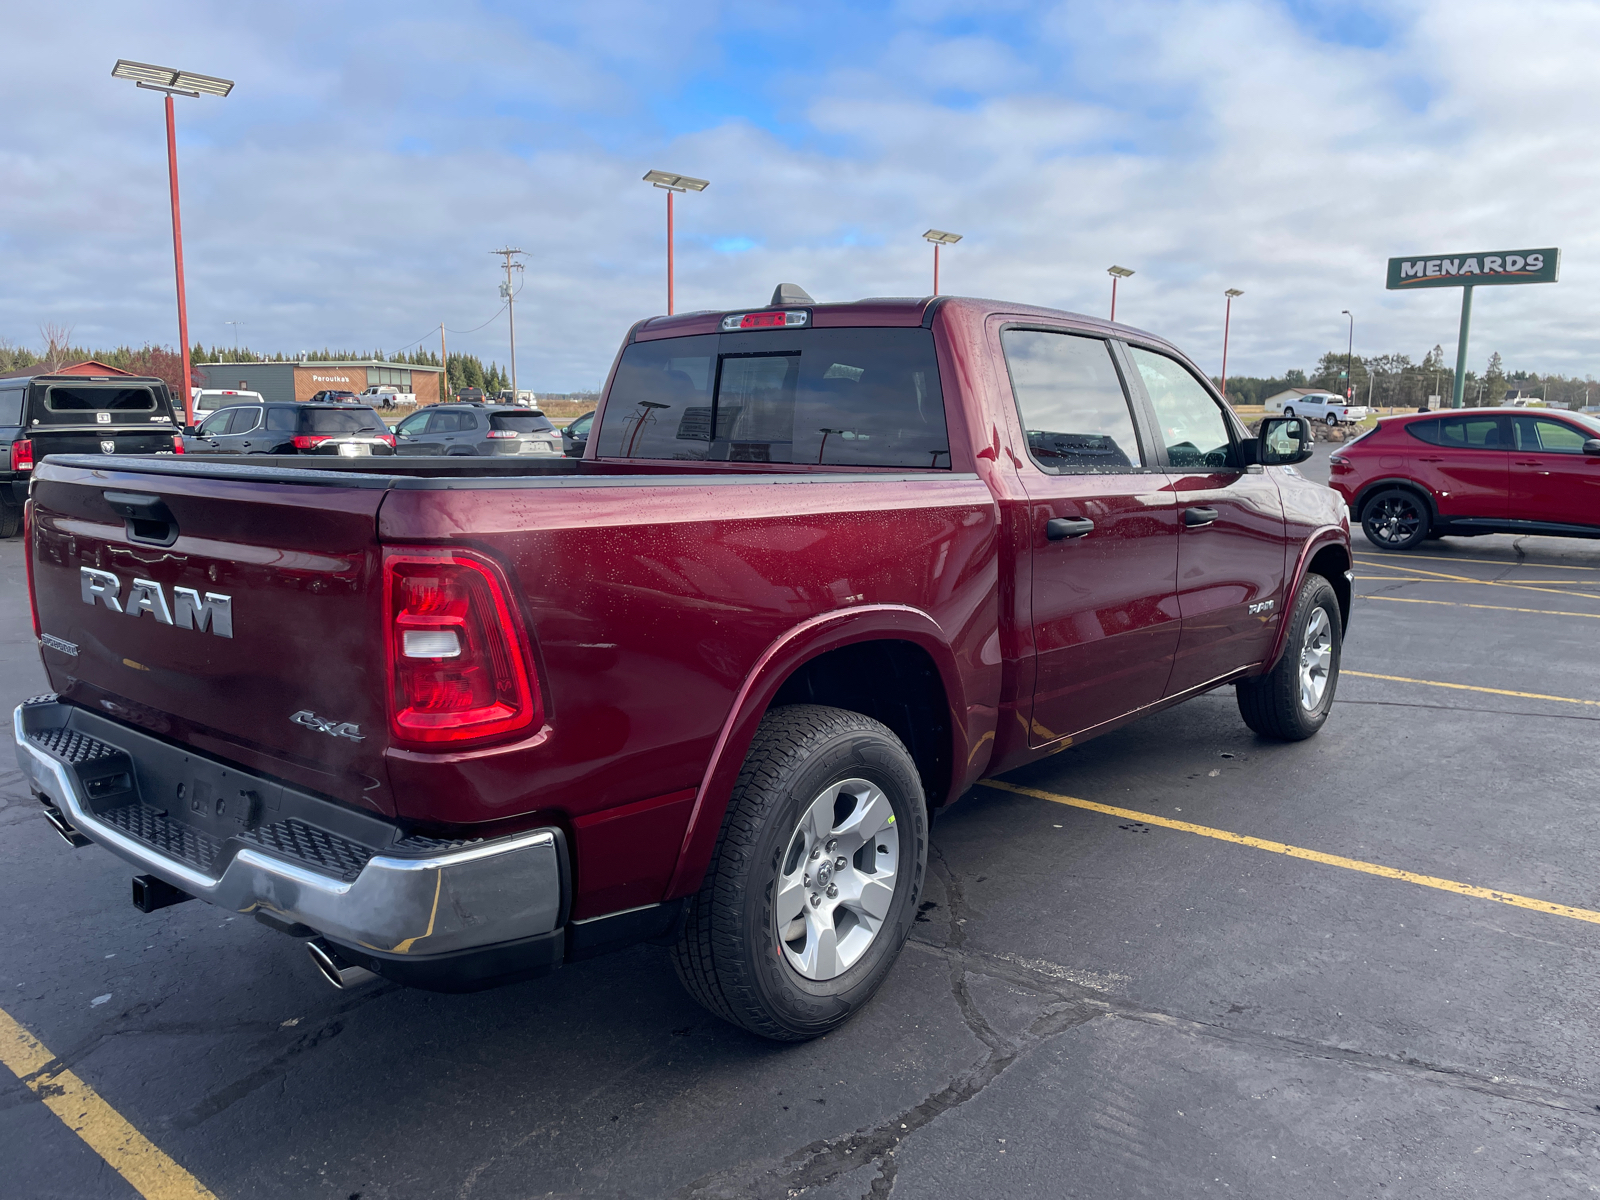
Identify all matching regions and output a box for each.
[439,323,448,404]
[1220,289,1242,400]
[490,247,524,400]
[1341,310,1354,400]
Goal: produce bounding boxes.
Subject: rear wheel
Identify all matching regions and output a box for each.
[1362,487,1430,550]
[0,499,19,540]
[1237,574,1341,741]
[671,705,927,1042]
[1324,413,1339,426]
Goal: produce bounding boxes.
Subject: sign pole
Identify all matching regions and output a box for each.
[1451,285,1473,409]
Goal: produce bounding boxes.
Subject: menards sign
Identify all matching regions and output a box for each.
[1386,248,1560,290]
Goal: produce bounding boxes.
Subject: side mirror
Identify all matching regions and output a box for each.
[182,425,196,437]
[1250,415,1313,466]
[1584,439,1600,456]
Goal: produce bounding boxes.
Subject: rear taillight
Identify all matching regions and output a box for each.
[172,434,185,454]
[292,435,331,450]
[23,501,39,636]
[486,429,518,439]
[376,432,396,447]
[384,551,542,746]
[11,438,33,472]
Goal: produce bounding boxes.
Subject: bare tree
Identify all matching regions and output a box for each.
[38,322,75,371]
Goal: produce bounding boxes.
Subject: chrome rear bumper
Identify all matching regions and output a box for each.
[13,698,567,962]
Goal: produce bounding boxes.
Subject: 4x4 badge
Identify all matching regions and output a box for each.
[290,710,365,742]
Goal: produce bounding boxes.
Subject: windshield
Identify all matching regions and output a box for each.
[299,407,385,433]
[489,412,555,433]
[44,386,157,412]
[595,327,949,468]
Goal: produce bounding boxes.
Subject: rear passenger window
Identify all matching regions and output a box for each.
[596,328,949,468]
[1001,330,1144,473]
[427,411,463,434]
[1407,417,1505,448]
[266,408,296,431]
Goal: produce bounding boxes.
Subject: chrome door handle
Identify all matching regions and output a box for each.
[1046,517,1095,540]
[1184,507,1219,527]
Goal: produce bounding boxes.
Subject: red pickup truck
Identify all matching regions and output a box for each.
[14,291,1350,1041]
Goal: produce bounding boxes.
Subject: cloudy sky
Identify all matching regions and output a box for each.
[2,0,1595,389]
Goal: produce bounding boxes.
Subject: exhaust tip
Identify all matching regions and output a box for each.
[306,939,377,990]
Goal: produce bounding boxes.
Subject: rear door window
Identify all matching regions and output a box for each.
[489,412,555,433]
[426,411,464,434]
[1127,346,1238,469]
[232,407,263,433]
[596,327,949,467]
[1001,330,1145,473]
[1407,416,1506,448]
[266,407,296,431]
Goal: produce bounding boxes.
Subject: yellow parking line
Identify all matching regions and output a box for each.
[1344,669,1600,708]
[0,1006,215,1199]
[1359,594,1600,620]
[1355,575,1600,585]
[1355,552,1600,573]
[1355,560,1600,601]
[983,780,1600,926]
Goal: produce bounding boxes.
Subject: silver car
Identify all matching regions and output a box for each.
[393,403,564,456]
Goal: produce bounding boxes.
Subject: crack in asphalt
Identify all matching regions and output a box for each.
[669,849,1104,1200]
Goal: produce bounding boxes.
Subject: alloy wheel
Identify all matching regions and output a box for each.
[1366,496,1421,547]
[773,778,901,981]
[1299,606,1333,712]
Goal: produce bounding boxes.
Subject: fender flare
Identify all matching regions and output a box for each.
[1265,528,1352,669]
[663,605,968,901]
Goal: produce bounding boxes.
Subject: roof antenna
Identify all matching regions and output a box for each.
[770,283,814,306]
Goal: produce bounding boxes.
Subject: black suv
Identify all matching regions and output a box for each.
[393,403,563,456]
[0,372,183,537]
[186,402,395,456]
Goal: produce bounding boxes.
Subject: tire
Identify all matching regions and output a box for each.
[1325,414,1339,427]
[1361,487,1430,551]
[671,704,928,1042]
[0,500,20,540]
[1236,574,1342,741]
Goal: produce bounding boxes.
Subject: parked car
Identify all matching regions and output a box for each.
[307,389,360,405]
[193,388,266,416]
[15,291,1347,1041]
[1328,407,1600,549]
[359,385,416,410]
[0,372,183,537]
[452,387,486,404]
[1276,393,1369,425]
[562,410,594,457]
[186,402,396,456]
[393,403,563,456]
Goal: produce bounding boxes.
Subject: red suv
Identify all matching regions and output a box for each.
[1329,407,1600,550]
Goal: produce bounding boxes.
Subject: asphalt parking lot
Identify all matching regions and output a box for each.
[4,442,1599,1199]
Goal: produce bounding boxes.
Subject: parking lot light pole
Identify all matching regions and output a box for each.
[112,60,233,426]
[1341,310,1354,400]
[1107,266,1134,322]
[1220,289,1243,400]
[923,230,962,295]
[643,171,710,316]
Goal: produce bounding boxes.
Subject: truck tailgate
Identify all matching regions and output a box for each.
[27,459,397,816]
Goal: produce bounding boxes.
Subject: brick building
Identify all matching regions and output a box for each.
[192,360,444,405]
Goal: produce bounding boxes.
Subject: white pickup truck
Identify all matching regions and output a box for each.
[1271,393,1368,425]
[358,385,416,410]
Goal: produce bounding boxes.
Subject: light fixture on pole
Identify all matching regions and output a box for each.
[225,320,244,354]
[1341,310,1354,400]
[643,170,710,316]
[112,60,234,427]
[1220,289,1242,400]
[923,230,962,296]
[490,248,525,399]
[1107,266,1134,322]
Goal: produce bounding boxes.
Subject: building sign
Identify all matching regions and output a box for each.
[310,373,354,383]
[1386,248,1560,290]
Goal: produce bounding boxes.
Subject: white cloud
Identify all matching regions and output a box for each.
[0,0,1595,389]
